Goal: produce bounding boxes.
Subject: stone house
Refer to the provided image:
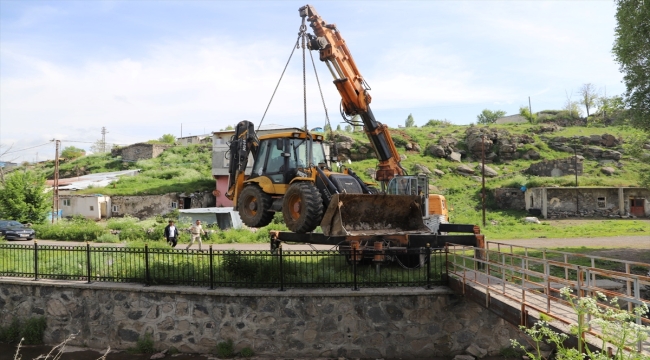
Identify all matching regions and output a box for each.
[111,143,171,162]
[177,134,212,146]
[494,114,528,124]
[59,195,112,220]
[111,192,215,219]
[525,186,650,219]
[494,188,526,210]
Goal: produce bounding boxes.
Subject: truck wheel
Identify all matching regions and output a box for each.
[283,182,323,233]
[237,185,274,228]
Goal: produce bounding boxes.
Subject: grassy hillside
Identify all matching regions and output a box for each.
[32,144,214,196]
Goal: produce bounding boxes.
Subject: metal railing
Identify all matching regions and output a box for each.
[0,242,447,290]
[447,242,650,354]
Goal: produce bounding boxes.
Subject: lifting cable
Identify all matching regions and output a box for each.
[256,24,307,133]
[308,45,339,162]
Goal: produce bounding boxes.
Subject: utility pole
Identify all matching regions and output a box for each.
[528,96,532,121]
[574,145,579,215]
[101,127,108,153]
[52,140,60,223]
[481,135,486,227]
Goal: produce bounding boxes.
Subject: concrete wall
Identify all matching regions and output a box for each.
[60,196,111,220]
[214,177,232,207]
[0,280,527,358]
[525,187,650,219]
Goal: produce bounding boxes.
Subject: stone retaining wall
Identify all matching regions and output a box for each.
[0,279,526,358]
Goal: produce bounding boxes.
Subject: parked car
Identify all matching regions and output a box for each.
[0,220,35,240]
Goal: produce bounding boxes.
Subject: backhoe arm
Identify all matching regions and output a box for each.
[225,121,258,205]
[300,4,404,183]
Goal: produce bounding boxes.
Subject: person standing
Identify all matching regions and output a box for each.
[187,220,206,250]
[164,220,178,247]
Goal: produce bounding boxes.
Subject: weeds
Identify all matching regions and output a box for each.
[216,339,234,358]
[0,317,46,345]
[240,346,255,357]
[129,333,155,354]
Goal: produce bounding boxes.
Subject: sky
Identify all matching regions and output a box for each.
[0,0,625,163]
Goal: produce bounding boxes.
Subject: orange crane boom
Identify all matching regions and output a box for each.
[300,4,405,185]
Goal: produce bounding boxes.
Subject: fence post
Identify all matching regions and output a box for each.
[278,244,285,292]
[144,243,150,286]
[352,247,359,291]
[86,241,91,284]
[426,244,431,289]
[33,240,38,281]
[209,245,214,290]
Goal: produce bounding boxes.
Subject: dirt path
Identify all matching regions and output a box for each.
[490,235,650,249]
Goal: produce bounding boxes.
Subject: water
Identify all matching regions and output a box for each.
[1,343,508,360]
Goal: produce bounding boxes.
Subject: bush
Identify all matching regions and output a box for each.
[0,317,46,345]
[130,333,155,354]
[33,220,105,241]
[96,233,120,243]
[216,339,234,358]
[240,347,254,357]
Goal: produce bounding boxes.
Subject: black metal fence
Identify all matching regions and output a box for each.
[0,243,448,290]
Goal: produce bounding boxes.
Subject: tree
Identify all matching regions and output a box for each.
[60,146,86,160]
[518,107,537,123]
[90,139,108,154]
[405,114,415,127]
[0,170,50,223]
[613,0,650,132]
[159,134,176,144]
[344,125,352,132]
[578,83,599,117]
[563,91,583,119]
[336,124,341,131]
[476,109,506,124]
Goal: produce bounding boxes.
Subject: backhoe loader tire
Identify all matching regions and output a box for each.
[237,185,274,228]
[282,182,324,233]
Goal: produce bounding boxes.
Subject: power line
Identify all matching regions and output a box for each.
[2,142,52,155]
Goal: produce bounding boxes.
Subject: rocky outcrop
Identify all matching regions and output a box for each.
[525,157,584,177]
[464,127,535,162]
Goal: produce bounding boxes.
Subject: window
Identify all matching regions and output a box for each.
[62,199,70,206]
[112,205,119,213]
[171,202,178,209]
[597,197,606,209]
[90,206,94,211]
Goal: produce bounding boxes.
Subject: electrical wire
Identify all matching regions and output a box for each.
[2,142,52,155]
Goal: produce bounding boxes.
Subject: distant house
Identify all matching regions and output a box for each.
[111,191,215,219]
[60,194,112,220]
[111,143,171,162]
[211,124,304,207]
[177,134,212,146]
[0,161,18,169]
[495,114,528,124]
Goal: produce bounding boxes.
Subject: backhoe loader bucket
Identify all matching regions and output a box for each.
[320,194,430,237]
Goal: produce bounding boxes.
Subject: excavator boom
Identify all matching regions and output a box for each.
[300,4,404,183]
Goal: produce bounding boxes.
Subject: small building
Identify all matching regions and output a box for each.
[111,191,215,219]
[179,208,242,230]
[177,134,212,146]
[495,114,528,124]
[211,124,304,207]
[0,161,18,170]
[59,194,112,220]
[494,188,526,210]
[525,186,650,219]
[112,143,171,162]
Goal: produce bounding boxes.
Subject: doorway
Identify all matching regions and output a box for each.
[630,198,646,217]
[183,197,192,209]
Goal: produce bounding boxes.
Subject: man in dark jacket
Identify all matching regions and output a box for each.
[164,220,178,247]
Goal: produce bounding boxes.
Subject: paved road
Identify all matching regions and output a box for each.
[11,235,650,250]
